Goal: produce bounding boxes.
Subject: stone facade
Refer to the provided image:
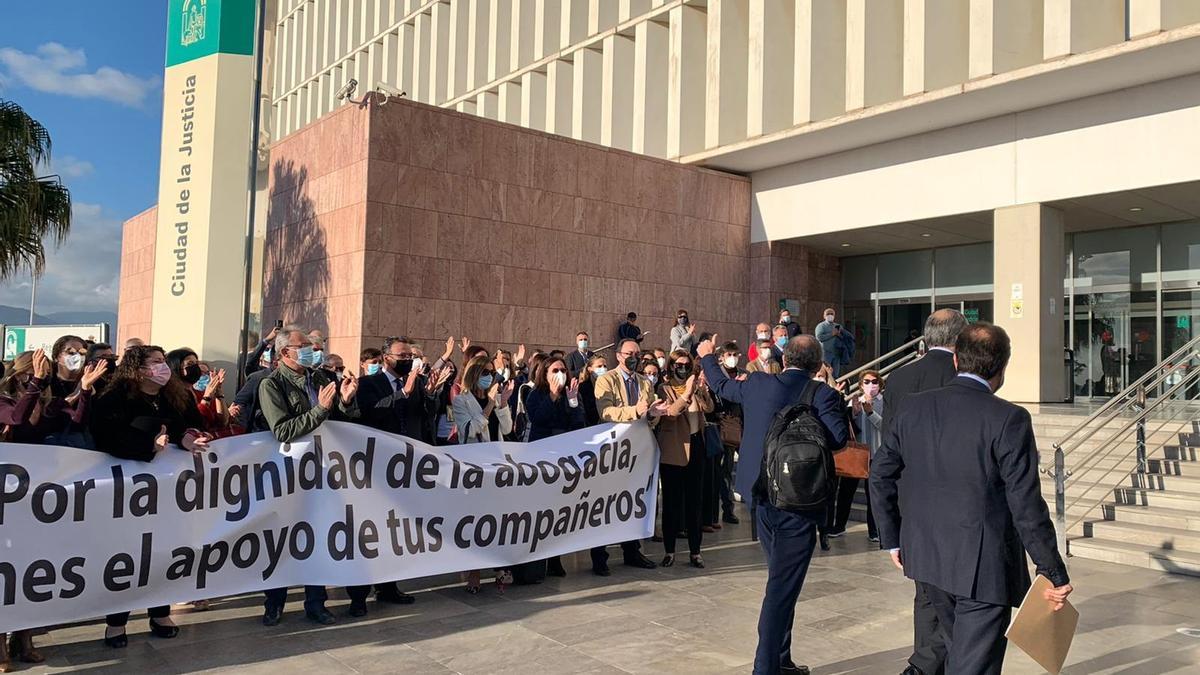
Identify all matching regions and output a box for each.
[115,205,157,346]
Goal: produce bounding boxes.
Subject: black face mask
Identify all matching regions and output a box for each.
[673,364,691,379]
[394,358,413,376]
[623,355,639,371]
[181,364,203,384]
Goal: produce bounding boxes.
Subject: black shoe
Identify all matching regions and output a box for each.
[547,560,567,577]
[819,534,830,551]
[781,661,810,675]
[623,553,657,569]
[900,666,924,675]
[148,619,179,639]
[650,535,663,542]
[102,628,128,649]
[376,588,417,605]
[349,600,368,617]
[689,555,705,569]
[661,554,675,568]
[592,564,612,577]
[262,607,283,626]
[306,608,337,625]
[722,512,740,525]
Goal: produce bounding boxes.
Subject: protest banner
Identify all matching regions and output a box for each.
[0,420,659,632]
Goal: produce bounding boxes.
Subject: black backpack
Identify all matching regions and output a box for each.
[761,380,835,512]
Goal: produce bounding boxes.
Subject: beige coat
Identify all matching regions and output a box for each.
[654,380,713,466]
[594,369,656,422]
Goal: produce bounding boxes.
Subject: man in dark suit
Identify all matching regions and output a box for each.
[565,331,594,377]
[878,308,967,675]
[871,323,1073,675]
[700,334,848,675]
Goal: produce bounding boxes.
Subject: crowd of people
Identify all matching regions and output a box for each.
[0,305,1071,675]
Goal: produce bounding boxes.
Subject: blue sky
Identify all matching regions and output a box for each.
[0,3,167,316]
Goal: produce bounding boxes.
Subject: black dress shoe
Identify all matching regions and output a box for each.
[781,661,810,675]
[262,607,283,626]
[623,553,657,569]
[547,559,567,577]
[102,629,128,649]
[306,608,337,625]
[592,564,612,577]
[376,588,417,605]
[349,600,368,617]
[900,666,924,675]
[660,554,675,568]
[819,534,830,551]
[148,619,179,639]
[689,555,705,569]
[722,512,740,525]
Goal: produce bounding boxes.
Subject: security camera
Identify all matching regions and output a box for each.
[335,78,358,101]
[374,83,407,105]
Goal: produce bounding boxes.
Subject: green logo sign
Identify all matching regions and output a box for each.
[3,327,25,361]
[1178,315,1192,330]
[166,0,255,67]
[964,308,981,323]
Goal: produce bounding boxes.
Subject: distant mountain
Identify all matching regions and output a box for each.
[0,305,115,328]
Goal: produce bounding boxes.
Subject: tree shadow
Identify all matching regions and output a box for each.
[262,160,329,336]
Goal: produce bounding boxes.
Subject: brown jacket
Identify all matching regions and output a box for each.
[746,358,781,375]
[654,380,714,466]
[594,369,656,422]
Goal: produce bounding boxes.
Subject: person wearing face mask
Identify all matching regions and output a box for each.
[838,370,885,543]
[243,324,280,376]
[89,345,212,647]
[360,347,383,376]
[565,331,594,378]
[779,309,801,338]
[358,337,452,445]
[747,338,782,375]
[167,349,230,434]
[616,311,643,346]
[669,309,698,354]
[524,356,586,579]
[816,307,855,378]
[707,343,744,528]
[654,349,714,568]
[654,347,669,371]
[511,351,546,441]
[746,323,773,362]
[321,354,345,381]
[306,330,327,368]
[576,355,608,427]
[86,342,117,389]
[0,339,106,448]
[258,329,365,623]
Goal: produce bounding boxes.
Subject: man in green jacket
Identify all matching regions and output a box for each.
[259,328,362,626]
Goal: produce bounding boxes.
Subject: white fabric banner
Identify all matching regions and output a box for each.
[0,421,659,633]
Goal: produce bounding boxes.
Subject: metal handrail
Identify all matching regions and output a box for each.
[1050,334,1200,456]
[843,350,921,400]
[838,335,926,384]
[1056,366,1200,538]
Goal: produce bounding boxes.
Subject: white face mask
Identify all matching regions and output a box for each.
[756,331,768,340]
[723,356,738,369]
[501,367,511,381]
[411,357,424,372]
[825,315,835,323]
[648,374,658,386]
[64,353,85,372]
[593,366,607,378]
[552,371,567,387]
[656,357,667,369]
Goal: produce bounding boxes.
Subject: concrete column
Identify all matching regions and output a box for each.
[478,89,500,119]
[489,0,513,82]
[448,0,470,96]
[620,0,652,22]
[846,0,903,110]
[562,0,590,48]
[396,21,415,97]
[381,30,399,89]
[795,0,846,124]
[993,203,1066,403]
[633,18,669,157]
[748,0,795,137]
[366,41,384,92]
[468,0,491,90]
[903,0,968,95]
[968,0,1043,78]
[706,0,750,149]
[546,58,574,136]
[513,0,537,69]
[1043,0,1125,59]
[572,46,604,142]
[521,69,548,130]
[499,79,523,123]
[1129,0,1200,37]
[602,33,636,150]
[536,0,562,58]
[412,9,432,103]
[430,0,451,103]
[668,3,706,158]
[456,98,477,114]
[590,0,620,34]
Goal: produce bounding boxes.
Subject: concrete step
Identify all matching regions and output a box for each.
[1096,503,1200,531]
[1084,519,1200,555]
[1112,487,1200,510]
[1126,472,1200,494]
[1068,538,1200,576]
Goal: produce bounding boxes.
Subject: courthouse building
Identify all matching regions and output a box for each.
[119,0,1200,403]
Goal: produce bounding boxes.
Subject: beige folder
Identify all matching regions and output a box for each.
[1005,574,1079,674]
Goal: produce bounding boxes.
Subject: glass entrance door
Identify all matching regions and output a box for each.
[1163,290,1200,398]
[879,301,931,367]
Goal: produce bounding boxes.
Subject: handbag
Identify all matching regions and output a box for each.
[719,414,742,446]
[703,422,723,458]
[833,408,871,479]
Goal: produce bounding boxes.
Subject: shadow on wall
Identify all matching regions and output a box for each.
[263,160,329,335]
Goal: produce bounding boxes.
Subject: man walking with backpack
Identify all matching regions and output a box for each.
[699,334,848,675]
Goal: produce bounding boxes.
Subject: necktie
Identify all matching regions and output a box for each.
[625,374,638,406]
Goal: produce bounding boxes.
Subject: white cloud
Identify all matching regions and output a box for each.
[0,43,158,107]
[45,155,94,179]
[0,201,122,315]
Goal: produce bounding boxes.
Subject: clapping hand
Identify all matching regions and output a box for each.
[566,377,580,402]
[426,365,454,393]
[443,335,456,361]
[80,359,108,391]
[460,337,471,353]
[204,368,226,398]
[182,430,211,456]
[317,382,338,410]
[515,343,526,365]
[635,398,650,417]
[339,370,359,403]
[32,348,52,379]
[497,379,516,408]
[649,400,669,417]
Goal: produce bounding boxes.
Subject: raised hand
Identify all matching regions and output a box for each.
[426,365,454,393]
[154,425,170,453]
[339,370,359,403]
[566,378,580,401]
[515,343,526,364]
[443,335,456,360]
[265,325,280,343]
[318,381,337,410]
[460,337,471,353]
[687,323,697,335]
[80,359,108,391]
[696,333,718,358]
[32,348,52,379]
[205,368,226,397]
[498,379,516,407]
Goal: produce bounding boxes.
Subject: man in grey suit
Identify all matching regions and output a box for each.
[871,323,1073,675]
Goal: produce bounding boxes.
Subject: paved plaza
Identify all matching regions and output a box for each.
[22,506,1200,674]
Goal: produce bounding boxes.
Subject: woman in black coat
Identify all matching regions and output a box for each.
[88,346,211,648]
[575,354,608,428]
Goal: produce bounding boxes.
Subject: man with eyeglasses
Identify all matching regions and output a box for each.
[357,336,452,445]
[590,338,669,575]
[258,328,362,626]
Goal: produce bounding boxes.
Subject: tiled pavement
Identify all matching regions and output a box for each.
[18,505,1200,674]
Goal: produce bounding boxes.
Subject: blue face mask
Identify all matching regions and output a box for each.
[295,346,316,368]
[593,367,607,378]
[775,336,788,349]
[192,374,211,392]
[311,349,325,367]
[365,363,382,376]
[477,374,494,390]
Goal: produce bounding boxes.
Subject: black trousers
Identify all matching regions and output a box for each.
[262,585,364,614]
[753,502,819,675]
[702,443,737,524]
[106,605,170,627]
[910,583,949,675]
[590,540,643,568]
[919,581,1010,675]
[346,582,397,603]
[661,434,705,556]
